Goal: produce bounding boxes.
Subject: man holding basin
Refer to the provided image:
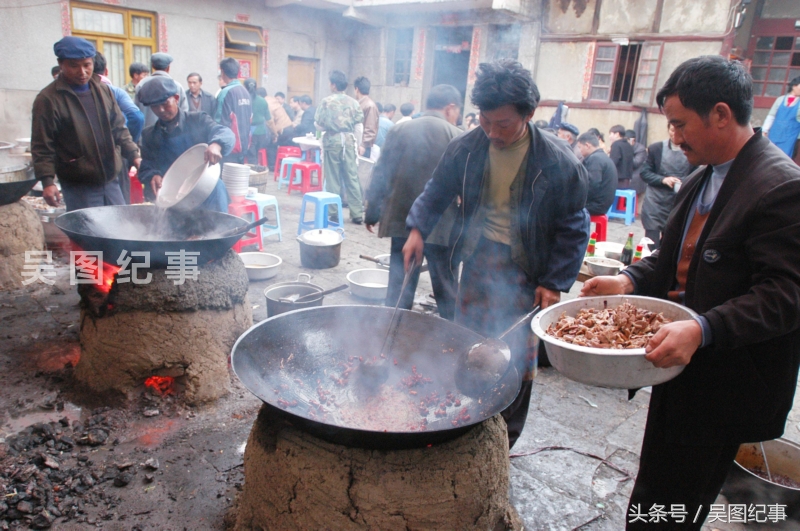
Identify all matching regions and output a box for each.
[581,56,800,530]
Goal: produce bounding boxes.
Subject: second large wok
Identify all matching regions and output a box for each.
[231,305,522,449]
[55,205,249,267]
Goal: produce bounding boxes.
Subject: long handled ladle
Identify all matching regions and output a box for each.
[279,284,349,303]
[217,216,273,238]
[455,305,542,397]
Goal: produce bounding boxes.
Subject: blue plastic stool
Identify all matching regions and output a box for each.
[277,157,303,190]
[297,192,344,235]
[607,189,637,225]
[246,191,282,243]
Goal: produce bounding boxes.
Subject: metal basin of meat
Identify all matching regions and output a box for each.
[531,296,696,389]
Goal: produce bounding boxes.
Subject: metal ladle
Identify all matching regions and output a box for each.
[455,305,541,397]
[279,284,348,303]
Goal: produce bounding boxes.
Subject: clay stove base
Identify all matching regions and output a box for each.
[75,250,252,403]
[230,405,522,531]
[0,201,45,291]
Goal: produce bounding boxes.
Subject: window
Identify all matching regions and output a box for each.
[490,25,520,62]
[588,41,663,106]
[392,29,414,86]
[224,25,266,47]
[750,36,800,98]
[71,2,157,88]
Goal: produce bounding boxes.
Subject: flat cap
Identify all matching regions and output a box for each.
[138,76,179,106]
[558,122,580,136]
[150,53,174,70]
[54,36,96,60]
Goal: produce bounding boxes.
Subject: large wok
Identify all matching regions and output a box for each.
[231,305,522,449]
[55,205,249,267]
[0,164,36,206]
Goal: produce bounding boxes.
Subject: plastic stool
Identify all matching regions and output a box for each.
[274,147,302,177]
[287,161,323,195]
[277,157,303,190]
[228,198,263,252]
[607,190,637,226]
[590,214,608,242]
[246,191,282,243]
[258,149,267,167]
[297,192,343,234]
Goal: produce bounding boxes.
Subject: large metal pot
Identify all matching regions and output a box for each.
[264,273,324,317]
[0,163,36,206]
[532,295,696,389]
[155,143,220,210]
[297,228,343,269]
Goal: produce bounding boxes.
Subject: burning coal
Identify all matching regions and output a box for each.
[144,376,176,396]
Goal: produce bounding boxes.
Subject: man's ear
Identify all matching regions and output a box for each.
[711,102,734,129]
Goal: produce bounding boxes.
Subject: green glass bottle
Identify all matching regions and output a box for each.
[620,232,634,266]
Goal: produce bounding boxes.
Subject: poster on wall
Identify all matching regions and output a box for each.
[239,60,253,79]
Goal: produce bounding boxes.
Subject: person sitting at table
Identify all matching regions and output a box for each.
[137,76,234,212]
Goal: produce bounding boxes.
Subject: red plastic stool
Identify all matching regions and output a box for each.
[590,214,608,242]
[274,147,302,178]
[287,162,323,195]
[228,198,263,252]
[129,170,144,204]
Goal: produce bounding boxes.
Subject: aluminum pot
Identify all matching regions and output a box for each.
[531,295,696,389]
[155,143,220,210]
[346,268,389,300]
[264,273,325,317]
[297,228,344,269]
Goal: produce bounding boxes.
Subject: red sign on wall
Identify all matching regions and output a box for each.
[235,13,251,23]
[239,60,253,79]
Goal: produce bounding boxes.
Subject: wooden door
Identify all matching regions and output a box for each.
[226,50,260,80]
[287,58,318,102]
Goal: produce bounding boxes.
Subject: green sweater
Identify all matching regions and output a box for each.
[251,95,271,136]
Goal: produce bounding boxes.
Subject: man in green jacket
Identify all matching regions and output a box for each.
[32,37,140,211]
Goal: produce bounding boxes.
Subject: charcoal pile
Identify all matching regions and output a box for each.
[0,407,134,529]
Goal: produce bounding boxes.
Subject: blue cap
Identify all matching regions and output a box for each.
[138,76,180,106]
[150,53,174,71]
[54,37,96,60]
[558,122,580,137]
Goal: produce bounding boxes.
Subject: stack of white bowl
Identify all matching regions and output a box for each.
[221,163,251,198]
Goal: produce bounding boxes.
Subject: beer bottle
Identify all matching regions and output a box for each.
[620,232,634,266]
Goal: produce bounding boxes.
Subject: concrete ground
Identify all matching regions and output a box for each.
[2,174,799,530]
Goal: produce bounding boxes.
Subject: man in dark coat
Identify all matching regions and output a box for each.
[365,85,463,320]
[609,124,634,188]
[293,95,317,138]
[138,76,234,212]
[32,37,141,211]
[404,60,589,448]
[577,131,617,216]
[582,55,800,530]
[186,73,217,117]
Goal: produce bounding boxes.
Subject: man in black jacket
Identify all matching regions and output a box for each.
[583,56,800,530]
[609,124,634,188]
[577,132,617,216]
[294,95,317,138]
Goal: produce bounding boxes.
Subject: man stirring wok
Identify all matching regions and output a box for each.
[403,60,589,448]
[138,76,234,211]
[581,56,800,530]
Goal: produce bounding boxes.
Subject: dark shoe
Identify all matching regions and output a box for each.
[351,217,363,225]
[342,202,349,209]
[328,215,340,224]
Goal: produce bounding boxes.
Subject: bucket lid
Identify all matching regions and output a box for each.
[298,228,343,246]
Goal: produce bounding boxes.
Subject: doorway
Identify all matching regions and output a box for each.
[432,26,473,108]
[287,57,318,103]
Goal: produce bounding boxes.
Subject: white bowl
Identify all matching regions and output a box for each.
[347,268,389,300]
[532,295,695,389]
[585,257,624,276]
[239,252,282,281]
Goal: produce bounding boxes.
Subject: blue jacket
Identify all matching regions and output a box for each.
[110,85,144,143]
[406,124,590,293]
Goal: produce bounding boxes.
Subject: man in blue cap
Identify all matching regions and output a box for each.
[138,76,234,212]
[135,52,188,129]
[31,36,141,211]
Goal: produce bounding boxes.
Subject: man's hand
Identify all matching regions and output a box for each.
[661,176,680,189]
[42,184,61,207]
[365,224,376,234]
[402,228,424,272]
[534,286,560,309]
[358,145,365,157]
[644,320,702,368]
[205,143,222,165]
[151,175,163,196]
[580,274,634,297]
[132,157,142,170]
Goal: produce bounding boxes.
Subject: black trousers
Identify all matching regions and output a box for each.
[387,237,456,321]
[627,404,740,530]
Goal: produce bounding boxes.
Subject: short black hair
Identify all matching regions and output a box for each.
[400,102,414,116]
[470,59,540,116]
[300,95,312,105]
[220,57,240,79]
[625,129,636,140]
[92,52,106,75]
[426,84,462,110]
[129,62,148,77]
[51,65,61,77]
[383,103,396,113]
[609,125,626,136]
[376,102,384,113]
[187,72,202,82]
[256,87,267,98]
[587,127,604,142]
[354,76,371,95]
[275,91,285,99]
[656,55,753,126]
[577,132,599,147]
[534,120,549,129]
[329,70,347,91]
[789,76,800,92]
